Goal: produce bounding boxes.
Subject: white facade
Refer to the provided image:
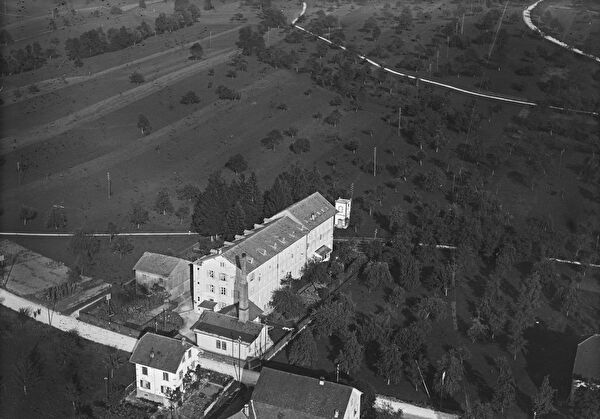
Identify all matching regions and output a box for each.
[335,198,352,229]
[194,325,272,359]
[134,347,201,406]
[344,388,362,419]
[192,219,334,313]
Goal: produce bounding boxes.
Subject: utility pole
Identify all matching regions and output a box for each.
[336,363,340,382]
[397,107,402,137]
[373,146,377,177]
[461,13,465,35]
[107,171,111,199]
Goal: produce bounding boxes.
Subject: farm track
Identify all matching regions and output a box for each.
[1,25,244,107]
[293,2,598,116]
[0,47,238,156]
[523,0,600,63]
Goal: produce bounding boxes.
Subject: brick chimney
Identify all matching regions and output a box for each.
[238,253,249,323]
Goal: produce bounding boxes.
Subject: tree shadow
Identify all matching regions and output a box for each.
[464,360,492,401]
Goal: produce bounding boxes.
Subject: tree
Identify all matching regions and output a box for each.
[216,85,241,100]
[335,331,364,374]
[137,114,151,135]
[155,189,174,215]
[324,109,342,126]
[175,206,189,224]
[237,26,265,56]
[129,71,145,84]
[389,205,407,233]
[260,129,283,151]
[362,261,392,292]
[176,184,201,202]
[111,236,134,258]
[19,206,37,225]
[223,201,246,240]
[492,357,515,414]
[345,140,359,154]
[130,202,149,229]
[397,6,413,31]
[312,294,354,337]
[376,337,404,385]
[467,316,488,343]
[559,281,579,318]
[189,42,203,60]
[508,324,526,360]
[225,154,248,174]
[397,253,421,291]
[416,296,448,322]
[262,177,292,215]
[13,344,44,396]
[532,375,555,418]
[270,287,305,319]
[434,347,470,398]
[290,138,311,154]
[69,230,100,274]
[287,328,318,367]
[180,90,200,104]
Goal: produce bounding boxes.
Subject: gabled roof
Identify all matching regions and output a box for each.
[271,192,337,230]
[252,367,359,419]
[214,216,306,271]
[133,252,188,277]
[219,300,263,322]
[192,310,264,344]
[573,334,600,381]
[129,333,194,374]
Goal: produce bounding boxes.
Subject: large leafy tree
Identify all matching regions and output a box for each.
[223,201,246,240]
[434,347,470,398]
[262,177,292,216]
[335,331,364,374]
[362,261,392,292]
[270,287,305,319]
[532,375,556,418]
[287,328,318,367]
[312,294,354,337]
[154,189,174,215]
[191,171,228,237]
[130,202,149,229]
[492,357,516,414]
[69,230,100,274]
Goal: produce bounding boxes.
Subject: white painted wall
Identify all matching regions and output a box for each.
[194,325,272,359]
[343,388,362,419]
[374,395,459,419]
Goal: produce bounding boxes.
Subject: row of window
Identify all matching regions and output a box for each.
[207,270,227,281]
[216,339,227,351]
[203,284,228,295]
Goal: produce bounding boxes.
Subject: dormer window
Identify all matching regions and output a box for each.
[278,237,286,244]
[248,257,254,264]
[269,243,277,250]
[257,248,267,256]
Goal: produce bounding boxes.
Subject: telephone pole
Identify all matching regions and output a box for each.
[107,171,111,199]
[373,147,377,177]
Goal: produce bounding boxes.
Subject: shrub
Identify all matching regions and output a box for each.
[129,71,145,84]
[216,85,240,100]
[290,138,310,154]
[180,90,200,104]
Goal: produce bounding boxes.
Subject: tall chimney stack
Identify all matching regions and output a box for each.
[238,253,249,323]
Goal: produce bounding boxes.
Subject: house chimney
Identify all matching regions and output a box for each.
[237,253,249,323]
[243,403,250,417]
[150,350,155,359]
[181,337,186,346]
[319,377,325,386]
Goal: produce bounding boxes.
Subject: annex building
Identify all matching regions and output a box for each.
[191,192,336,312]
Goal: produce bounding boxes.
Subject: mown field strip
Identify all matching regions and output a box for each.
[0,47,238,155]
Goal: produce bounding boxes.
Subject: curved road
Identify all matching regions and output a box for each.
[523,0,600,63]
[292,3,598,116]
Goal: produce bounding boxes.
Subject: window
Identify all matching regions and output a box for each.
[250,273,255,282]
[161,385,168,394]
[141,366,148,375]
[163,372,169,381]
[219,273,226,281]
[197,296,201,302]
[220,261,225,267]
[209,284,215,293]
[187,349,191,359]
[208,270,214,278]
[140,380,151,389]
[216,340,227,350]
[220,287,227,296]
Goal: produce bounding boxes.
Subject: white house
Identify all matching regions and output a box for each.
[133,252,190,299]
[228,367,363,418]
[129,333,201,406]
[193,253,273,360]
[191,192,336,312]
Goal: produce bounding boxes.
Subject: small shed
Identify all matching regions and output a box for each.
[133,252,190,299]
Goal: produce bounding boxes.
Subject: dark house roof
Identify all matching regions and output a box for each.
[275,192,337,230]
[199,300,219,310]
[219,216,306,271]
[192,310,264,344]
[219,300,263,321]
[129,333,194,373]
[573,334,600,381]
[251,367,359,419]
[133,252,188,277]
